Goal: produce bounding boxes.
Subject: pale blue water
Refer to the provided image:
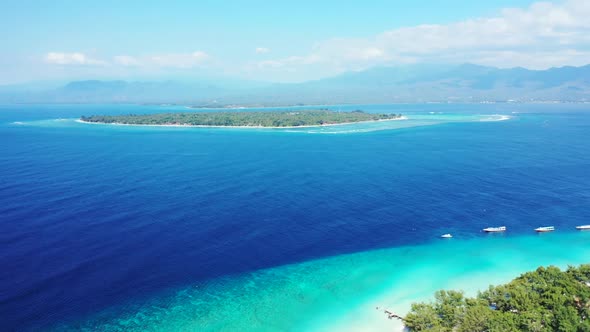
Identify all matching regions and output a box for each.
[0,103,589,331]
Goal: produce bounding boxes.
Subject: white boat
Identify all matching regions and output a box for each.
[483,226,506,233]
[575,225,590,230]
[441,233,453,238]
[535,226,555,232]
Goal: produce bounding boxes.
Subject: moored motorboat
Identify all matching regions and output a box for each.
[575,225,590,230]
[535,226,555,232]
[483,226,506,233]
[441,233,453,238]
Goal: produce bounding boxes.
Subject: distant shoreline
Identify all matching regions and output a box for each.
[77,116,408,129]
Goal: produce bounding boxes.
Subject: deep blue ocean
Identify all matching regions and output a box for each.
[1,103,589,331]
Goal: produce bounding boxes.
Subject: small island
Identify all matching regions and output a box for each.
[80,110,404,128]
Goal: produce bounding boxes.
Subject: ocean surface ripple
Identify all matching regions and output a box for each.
[0,103,589,331]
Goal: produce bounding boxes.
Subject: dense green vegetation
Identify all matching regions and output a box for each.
[80,110,403,127]
[404,265,590,331]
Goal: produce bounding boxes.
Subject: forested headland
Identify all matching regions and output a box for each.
[404,264,590,331]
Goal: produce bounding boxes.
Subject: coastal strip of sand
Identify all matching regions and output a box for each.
[313,231,590,331]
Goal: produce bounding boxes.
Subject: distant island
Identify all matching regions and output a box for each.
[403,264,590,331]
[80,110,404,128]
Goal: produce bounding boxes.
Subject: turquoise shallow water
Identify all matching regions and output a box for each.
[55,231,590,331]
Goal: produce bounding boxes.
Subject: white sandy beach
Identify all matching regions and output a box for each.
[312,231,590,332]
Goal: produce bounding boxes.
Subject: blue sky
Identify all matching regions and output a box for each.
[1,0,589,84]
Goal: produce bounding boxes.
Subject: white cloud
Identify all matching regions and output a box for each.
[39,1,590,82]
[255,47,270,54]
[355,47,385,60]
[111,52,211,68]
[252,0,590,79]
[372,1,590,55]
[147,51,211,68]
[149,51,210,68]
[257,54,321,69]
[44,51,213,72]
[113,55,141,66]
[45,52,106,66]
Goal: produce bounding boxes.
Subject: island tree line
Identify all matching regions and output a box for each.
[80,110,403,127]
[404,264,590,331]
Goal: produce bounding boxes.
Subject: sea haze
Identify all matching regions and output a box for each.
[2,63,590,104]
[0,103,589,330]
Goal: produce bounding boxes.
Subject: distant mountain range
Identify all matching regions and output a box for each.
[2,64,590,104]
[0,80,234,104]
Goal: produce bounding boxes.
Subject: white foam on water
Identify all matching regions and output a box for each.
[479,114,511,122]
